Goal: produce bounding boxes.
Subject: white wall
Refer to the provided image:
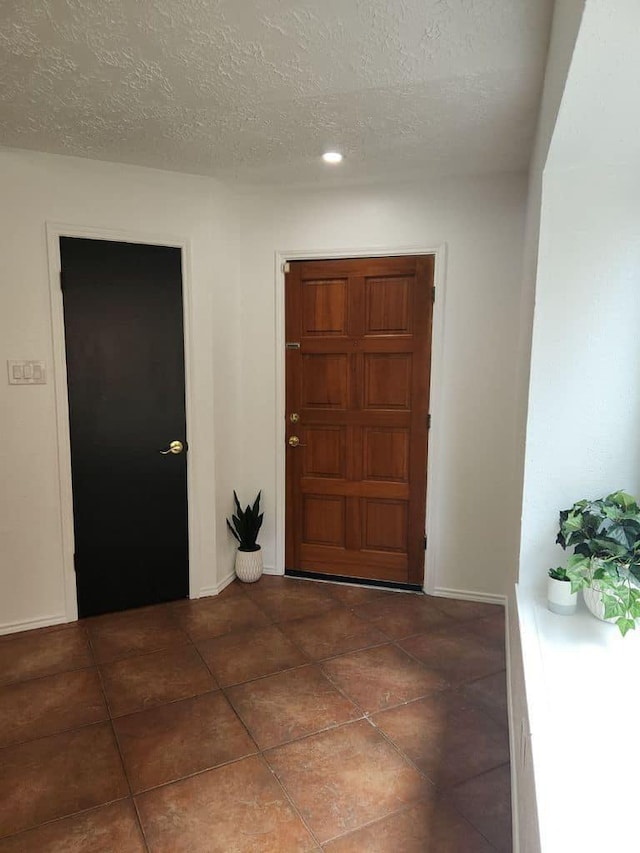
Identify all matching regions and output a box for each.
[549,0,640,173]
[512,0,586,589]
[508,6,585,848]
[519,166,640,591]
[0,148,239,632]
[519,0,640,592]
[0,150,529,631]
[514,5,640,848]
[233,173,528,599]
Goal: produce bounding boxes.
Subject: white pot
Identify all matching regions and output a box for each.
[235,547,263,583]
[547,576,578,615]
[582,583,617,623]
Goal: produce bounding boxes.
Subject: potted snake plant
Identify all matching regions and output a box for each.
[227,491,264,583]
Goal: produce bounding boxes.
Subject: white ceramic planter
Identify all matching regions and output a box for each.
[235,547,263,583]
[582,583,616,623]
[547,576,578,615]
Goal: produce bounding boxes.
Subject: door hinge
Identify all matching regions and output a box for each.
[282,262,291,274]
[423,535,427,550]
[59,270,64,291]
[432,285,436,303]
[427,413,431,429]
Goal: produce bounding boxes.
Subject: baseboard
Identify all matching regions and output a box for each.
[199,566,282,598]
[0,612,69,637]
[198,570,237,598]
[505,596,520,853]
[214,567,505,599]
[432,586,507,607]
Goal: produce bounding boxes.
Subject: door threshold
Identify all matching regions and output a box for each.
[285,569,422,593]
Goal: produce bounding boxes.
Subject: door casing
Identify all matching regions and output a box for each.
[275,244,447,594]
[46,222,202,622]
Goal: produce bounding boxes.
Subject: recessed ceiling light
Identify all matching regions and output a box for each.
[322,151,343,164]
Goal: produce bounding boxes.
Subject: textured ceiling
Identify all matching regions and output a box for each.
[0,0,554,184]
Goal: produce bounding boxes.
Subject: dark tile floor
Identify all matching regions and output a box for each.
[0,576,511,852]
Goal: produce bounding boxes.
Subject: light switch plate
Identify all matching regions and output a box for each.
[7,360,46,385]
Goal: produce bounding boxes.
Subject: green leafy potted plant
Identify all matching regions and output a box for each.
[556,490,640,636]
[547,566,577,615]
[226,491,264,583]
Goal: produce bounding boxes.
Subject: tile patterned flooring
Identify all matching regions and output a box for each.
[0,576,511,852]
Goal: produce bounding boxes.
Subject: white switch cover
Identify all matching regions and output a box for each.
[7,360,46,385]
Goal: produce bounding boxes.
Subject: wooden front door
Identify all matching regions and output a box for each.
[60,237,189,617]
[285,255,434,586]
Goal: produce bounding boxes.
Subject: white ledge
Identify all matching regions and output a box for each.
[516,584,640,853]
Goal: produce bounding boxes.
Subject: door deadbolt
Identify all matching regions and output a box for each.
[289,413,300,423]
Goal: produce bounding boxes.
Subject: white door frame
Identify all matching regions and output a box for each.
[46,222,202,621]
[273,243,447,593]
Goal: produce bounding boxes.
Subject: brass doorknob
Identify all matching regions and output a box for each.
[160,440,184,455]
[288,436,306,447]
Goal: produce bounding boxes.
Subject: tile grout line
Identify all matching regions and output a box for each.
[368,706,512,795]
[175,637,324,848]
[259,711,435,851]
[191,639,366,758]
[318,794,436,847]
[92,638,193,668]
[115,750,262,797]
[93,610,220,721]
[192,587,505,747]
[273,588,509,849]
[267,586,509,847]
[0,714,110,753]
[190,616,377,835]
[389,629,506,686]
[0,660,97,691]
[189,633,265,758]
[242,574,391,843]
[446,760,512,851]
[0,797,139,845]
[259,753,324,850]
[315,632,454,718]
[0,629,150,849]
[86,623,152,853]
[0,625,110,750]
[106,720,151,853]
[259,611,384,726]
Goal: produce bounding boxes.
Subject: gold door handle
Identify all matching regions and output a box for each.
[288,436,307,448]
[160,440,184,455]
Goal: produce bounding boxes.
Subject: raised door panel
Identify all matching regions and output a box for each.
[303,426,347,479]
[302,495,346,547]
[363,353,412,410]
[302,354,349,409]
[302,278,348,336]
[362,499,408,554]
[365,276,411,335]
[363,428,409,483]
